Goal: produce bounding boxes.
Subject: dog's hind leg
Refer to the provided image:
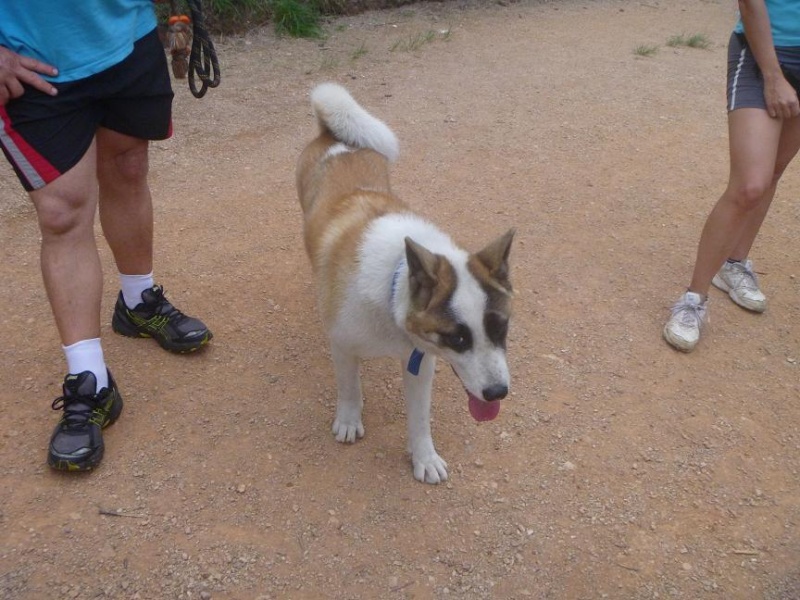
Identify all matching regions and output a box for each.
[402,353,448,484]
[331,346,365,443]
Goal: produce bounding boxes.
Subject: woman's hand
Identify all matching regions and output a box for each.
[763,72,800,120]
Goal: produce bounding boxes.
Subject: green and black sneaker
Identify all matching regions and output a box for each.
[111,285,213,353]
[48,371,123,472]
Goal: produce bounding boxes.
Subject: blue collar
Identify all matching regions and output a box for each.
[406,348,425,375]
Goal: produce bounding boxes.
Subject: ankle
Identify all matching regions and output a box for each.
[119,272,154,309]
[62,338,108,392]
[685,289,707,303]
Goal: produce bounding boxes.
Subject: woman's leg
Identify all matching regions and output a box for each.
[727,113,800,261]
[688,108,784,296]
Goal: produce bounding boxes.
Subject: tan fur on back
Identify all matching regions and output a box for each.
[296,133,408,325]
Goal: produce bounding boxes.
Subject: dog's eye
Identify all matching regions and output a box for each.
[440,326,472,353]
[485,312,509,348]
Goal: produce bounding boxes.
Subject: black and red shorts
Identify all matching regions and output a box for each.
[0,28,173,191]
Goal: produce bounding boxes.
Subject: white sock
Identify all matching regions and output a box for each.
[62,338,108,392]
[120,271,154,309]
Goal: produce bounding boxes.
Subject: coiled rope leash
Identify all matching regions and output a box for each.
[168,0,221,98]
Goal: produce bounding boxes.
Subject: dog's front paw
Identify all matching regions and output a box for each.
[412,451,449,484]
[332,418,365,443]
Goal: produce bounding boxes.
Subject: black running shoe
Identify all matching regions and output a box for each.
[111,285,213,353]
[47,371,123,472]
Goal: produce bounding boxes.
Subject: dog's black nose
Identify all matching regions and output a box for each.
[483,384,508,402]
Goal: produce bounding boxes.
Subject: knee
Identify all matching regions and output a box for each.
[104,144,150,186]
[34,192,93,238]
[727,178,772,211]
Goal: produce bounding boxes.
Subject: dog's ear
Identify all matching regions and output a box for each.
[405,237,443,310]
[471,228,515,295]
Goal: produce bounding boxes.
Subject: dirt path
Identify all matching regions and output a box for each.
[2,1,800,598]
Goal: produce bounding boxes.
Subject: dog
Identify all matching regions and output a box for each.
[296,83,514,484]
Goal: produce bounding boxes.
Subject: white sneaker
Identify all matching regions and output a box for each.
[712,259,766,313]
[663,291,708,352]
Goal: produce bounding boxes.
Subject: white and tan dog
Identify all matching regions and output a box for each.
[296,83,514,484]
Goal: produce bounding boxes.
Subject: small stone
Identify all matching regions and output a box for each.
[236,484,246,494]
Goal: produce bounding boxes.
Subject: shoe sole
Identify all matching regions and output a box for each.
[48,449,105,472]
[47,396,124,472]
[112,315,213,353]
[663,326,697,353]
[711,275,766,313]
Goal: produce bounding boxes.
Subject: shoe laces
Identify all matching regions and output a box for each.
[670,297,707,327]
[144,286,189,323]
[729,260,760,292]
[51,389,107,429]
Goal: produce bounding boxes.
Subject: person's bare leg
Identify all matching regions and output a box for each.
[30,140,101,346]
[688,108,784,296]
[727,114,800,261]
[97,126,213,352]
[96,127,153,276]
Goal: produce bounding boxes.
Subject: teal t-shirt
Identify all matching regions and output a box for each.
[0,0,157,83]
[734,0,800,47]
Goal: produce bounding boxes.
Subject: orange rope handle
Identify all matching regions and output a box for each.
[168,14,191,25]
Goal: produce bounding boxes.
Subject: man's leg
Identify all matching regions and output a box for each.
[29,139,123,471]
[97,126,213,352]
[96,127,153,276]
[30,140,102,346]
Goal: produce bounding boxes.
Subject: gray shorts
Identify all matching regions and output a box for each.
[727,32,800,112]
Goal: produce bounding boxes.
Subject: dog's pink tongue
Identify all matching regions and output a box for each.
[468,392,500,422]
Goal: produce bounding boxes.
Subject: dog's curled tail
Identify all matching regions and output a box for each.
[311,83,399,163]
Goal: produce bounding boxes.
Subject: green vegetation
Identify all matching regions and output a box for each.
[390,29,450,52]
[162,1,455,42]
[160,0,324,37]
[319,54,340,70]
[633,44,659,57]
[351,40,369,60]
[269,0,323,38]
[666,33,711,49]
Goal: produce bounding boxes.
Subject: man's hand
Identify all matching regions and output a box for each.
[0,46,58,106]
